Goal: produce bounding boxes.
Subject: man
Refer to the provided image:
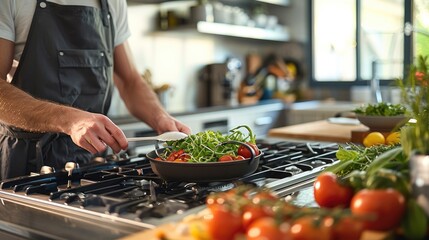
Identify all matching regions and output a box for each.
[0,0,190,179]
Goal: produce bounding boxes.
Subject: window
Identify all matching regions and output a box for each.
[412,0,429,57]
[360,0,404,81]
[310,0,423,86]
[312,0,356,82]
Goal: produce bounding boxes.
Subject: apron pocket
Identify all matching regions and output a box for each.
[58,49,112,96]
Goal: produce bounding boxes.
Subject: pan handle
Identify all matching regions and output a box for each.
[217,140,256,165]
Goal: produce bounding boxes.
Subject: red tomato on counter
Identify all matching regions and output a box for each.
[331,216,365,240]
[205,204,243,240]
[242,204,273,230]
[251,190,278,204]
[246,217,290,240]
[288,216,332,240]
[350,188,405,231]
[313,172,354,208]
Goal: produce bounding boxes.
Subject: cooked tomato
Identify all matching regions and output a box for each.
[350,188,405,231]
[246,217,290,240]
[288,216,332,240]
[313,172,354,208]
[331,216,365,240]
[242,204,274,230]
[166,149,185,161]
[173,158,187,162]
[237,142,260,159]
[218,154,234,162]
[205,204,243,240]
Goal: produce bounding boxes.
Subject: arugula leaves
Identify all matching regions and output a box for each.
[163,125,255,163]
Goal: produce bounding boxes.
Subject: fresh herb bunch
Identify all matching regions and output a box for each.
[353,102,406,116]
[325,143,401,177]
[325,144,410,196]
[397,55,429,155]
[163,125,256,163]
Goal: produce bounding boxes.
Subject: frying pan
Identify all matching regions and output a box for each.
[146,141,262,182]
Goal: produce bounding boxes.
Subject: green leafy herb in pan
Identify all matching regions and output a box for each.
[161,125,257,163]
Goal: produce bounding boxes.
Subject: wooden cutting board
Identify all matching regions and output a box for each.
[268,120,370,143]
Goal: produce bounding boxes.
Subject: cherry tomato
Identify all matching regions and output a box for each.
[350,188,405,231]
[251,190,278,205]
[288,216,332,240]
[331,216,365,240]
[166,149,185,161]
[173,158,187,162]
[246,217,290,240]
[206,192,230,209]
[237,142,260,159]
[234,155,246,161]
[205,204,243,240]
[313,172,354,208]
[242,204,273,230]
[218,154,234,162]
[277,201,300,221]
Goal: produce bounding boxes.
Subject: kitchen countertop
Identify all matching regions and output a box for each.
[110,99,286,125]
[268,119,370,143]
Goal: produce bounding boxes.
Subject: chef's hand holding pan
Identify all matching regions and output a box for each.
[66,110,128,154]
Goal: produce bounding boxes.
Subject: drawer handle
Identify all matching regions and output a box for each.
[254,116,273,126]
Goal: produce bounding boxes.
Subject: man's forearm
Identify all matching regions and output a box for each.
[0,80,80,134]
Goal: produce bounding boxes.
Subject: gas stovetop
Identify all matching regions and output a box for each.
[0,140,340,240]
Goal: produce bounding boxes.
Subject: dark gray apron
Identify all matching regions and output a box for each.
[0,0,115,179]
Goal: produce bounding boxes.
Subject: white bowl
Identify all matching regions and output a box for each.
[356,115,409,131]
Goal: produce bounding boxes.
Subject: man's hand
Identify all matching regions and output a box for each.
[68,112,128,154]
[153,114,191,135]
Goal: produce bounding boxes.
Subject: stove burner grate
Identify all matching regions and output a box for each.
[0,140,341,223]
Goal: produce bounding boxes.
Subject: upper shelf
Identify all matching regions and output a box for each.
[128,0,290,7]
[196,21,289,41]
[159,21,290,42]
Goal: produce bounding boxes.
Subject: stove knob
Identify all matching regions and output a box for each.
[40,166,55,175]
[65,162,79,189]
[92,156,106,163]
[65,162,79,173]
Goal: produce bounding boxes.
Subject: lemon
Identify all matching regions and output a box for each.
[363,132,386,147]
[386,131,401,145]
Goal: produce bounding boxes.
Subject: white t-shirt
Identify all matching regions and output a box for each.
[0,0,131,61]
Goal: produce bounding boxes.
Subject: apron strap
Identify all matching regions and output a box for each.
[0,125,45,140]
[0,125,66,173]
[100,0,110,27]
